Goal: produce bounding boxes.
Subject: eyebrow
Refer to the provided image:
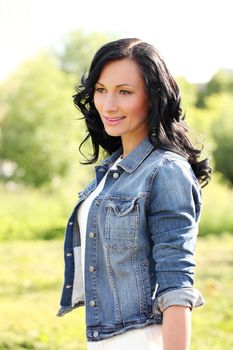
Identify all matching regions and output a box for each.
[96,81,135,88]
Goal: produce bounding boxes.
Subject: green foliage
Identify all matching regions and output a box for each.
[0,159,94,241]
[177,76,198,109]
[211,93,233,184]
[0,185,69,240]
[205,69,233,95]
[199,173,233,235]
[54,29,116,78]
[0,236,232,349]
[191,234,233,350]
[0,53,77,187]
[0,31,116,188]
[0,240,86,349]
[196,69,233,108]
[0,171,232,242]
[0,29,232,242]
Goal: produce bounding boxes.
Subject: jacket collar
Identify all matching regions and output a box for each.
[100,136,155,173]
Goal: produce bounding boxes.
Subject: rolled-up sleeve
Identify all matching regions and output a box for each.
[148,158,205,313]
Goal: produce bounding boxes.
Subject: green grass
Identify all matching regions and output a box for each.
[1,235,233,349]
[191,233,233,349]
[200,174,233,236]
[0,240,86,350]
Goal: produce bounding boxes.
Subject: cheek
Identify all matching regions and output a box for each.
[129,96,149,118]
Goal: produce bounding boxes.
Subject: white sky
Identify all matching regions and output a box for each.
[0,0,232,83]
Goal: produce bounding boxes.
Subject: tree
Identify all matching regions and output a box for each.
[0,53,78,187]
[196,69,233,108]
[211,93,233,185]
[177,76,198,109]
[53,29,115,79]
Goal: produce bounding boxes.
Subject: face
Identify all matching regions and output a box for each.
[93,58,150,144]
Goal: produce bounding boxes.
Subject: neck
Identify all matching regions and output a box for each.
[121,130,148,158]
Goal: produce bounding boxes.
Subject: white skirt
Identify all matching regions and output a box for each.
[87,324,163,350]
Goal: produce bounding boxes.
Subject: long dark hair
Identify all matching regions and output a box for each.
[73,38,211,187]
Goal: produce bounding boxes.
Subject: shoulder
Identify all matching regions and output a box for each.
[147,148,199,189]
[147,149,202,212]
[150,148,190,167]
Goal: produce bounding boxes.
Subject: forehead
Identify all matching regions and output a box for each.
[97,59,144,86]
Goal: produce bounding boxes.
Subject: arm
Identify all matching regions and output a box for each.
[147,158,204,346]
[163,305,192,350]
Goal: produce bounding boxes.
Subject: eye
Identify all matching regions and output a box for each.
[119,90,132,95]
[95,87,105,93]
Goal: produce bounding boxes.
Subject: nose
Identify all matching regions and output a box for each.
[103,94,118,113]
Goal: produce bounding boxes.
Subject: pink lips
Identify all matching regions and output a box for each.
[104,116,126,125]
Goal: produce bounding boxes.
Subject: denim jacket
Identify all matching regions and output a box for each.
[57,136,205,342]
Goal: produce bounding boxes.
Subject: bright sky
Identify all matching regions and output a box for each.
[0,0,232,83]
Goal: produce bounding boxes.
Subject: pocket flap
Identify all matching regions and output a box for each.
[106,197,138,216]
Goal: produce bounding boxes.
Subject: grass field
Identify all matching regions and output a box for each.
[1,234,233,350]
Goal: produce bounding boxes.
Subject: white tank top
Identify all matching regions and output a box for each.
[77,156,163,349]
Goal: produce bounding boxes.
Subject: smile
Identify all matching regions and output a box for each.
[104,116,126,125]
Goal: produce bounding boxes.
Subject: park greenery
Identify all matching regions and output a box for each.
[1,235,232,349]
[0,30,233,238]
[0,30,233,349]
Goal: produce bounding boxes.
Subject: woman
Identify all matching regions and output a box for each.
[57,38,211,350]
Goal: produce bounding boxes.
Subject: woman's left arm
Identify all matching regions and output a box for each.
[148,158,205,348]
[163,305,192,350]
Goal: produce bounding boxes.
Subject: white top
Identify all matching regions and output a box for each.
[77,155,123,284]
[77,156,163,349]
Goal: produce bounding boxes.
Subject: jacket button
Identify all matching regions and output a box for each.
[93,331,99,338]
[90,300,96,307]
[89,265,95,272]
[89,232,95,239]
[113,172,119,179]
[65,284,72,289]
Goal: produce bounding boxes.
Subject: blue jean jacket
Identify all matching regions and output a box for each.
[57,136,205,342]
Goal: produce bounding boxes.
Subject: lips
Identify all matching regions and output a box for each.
[105,116,126,121]
[104,116,126,125]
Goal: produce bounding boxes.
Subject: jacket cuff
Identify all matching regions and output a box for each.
[153,287,205,314]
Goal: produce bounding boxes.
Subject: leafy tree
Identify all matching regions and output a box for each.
[211,93,233,185]
[53,29,115,79]
[0,53,78,187]
[177,76,198,109]
[196,69,233,108]
[174,77,216,159]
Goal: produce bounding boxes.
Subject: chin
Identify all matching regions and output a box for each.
[105,130,122,138]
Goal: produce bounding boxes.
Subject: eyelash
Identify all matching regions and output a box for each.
[95,88,132,95]
[120,90,132,95]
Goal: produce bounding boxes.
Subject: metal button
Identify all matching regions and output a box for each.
[93,331,99,338]
[89,232,95,239]
[90,300,96,307]
[65,284,72,289]
[113,172,119,179]
[89,265,95,272]
[68,222,73,225]
[66,253,72,257]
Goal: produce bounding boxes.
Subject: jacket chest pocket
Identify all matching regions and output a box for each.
[105,197,139,252]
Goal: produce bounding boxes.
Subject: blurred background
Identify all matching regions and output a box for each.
[0,0,232,349]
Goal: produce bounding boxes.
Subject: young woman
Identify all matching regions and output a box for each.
[57,38,211,350]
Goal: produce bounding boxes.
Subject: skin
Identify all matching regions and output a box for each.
[94,58,192,349]
[93,58,150,157]
[163,306,192,350]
